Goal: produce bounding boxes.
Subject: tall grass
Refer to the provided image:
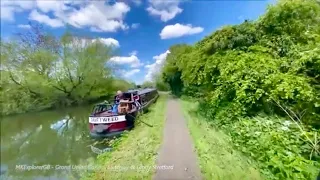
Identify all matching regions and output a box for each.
[180,99,263,180]
[272,99,319,161]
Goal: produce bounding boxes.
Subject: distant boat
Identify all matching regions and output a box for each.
[88,88,159,138]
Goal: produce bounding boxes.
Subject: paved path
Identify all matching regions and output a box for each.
[153,98,202,180]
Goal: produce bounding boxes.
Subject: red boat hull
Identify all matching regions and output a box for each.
[89,112,137,138]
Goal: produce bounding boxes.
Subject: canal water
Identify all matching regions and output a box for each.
[0,105,111,180]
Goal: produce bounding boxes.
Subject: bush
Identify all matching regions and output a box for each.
[228,116,320,180]
[160,0,320,179]
[161,0,320,127]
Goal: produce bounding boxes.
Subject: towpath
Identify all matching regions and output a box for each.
[153,98,202,180]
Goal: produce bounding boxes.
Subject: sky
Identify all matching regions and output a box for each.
[0,0,276,85]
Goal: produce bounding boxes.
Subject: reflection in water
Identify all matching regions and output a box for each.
[0,105,111,180]
[50,118,73,135]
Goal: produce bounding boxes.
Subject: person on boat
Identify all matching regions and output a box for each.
[112,90,123,114]
[133,95,141,110]
[115,90,124,103]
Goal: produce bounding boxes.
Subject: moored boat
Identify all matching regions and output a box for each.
[89,88,159,138]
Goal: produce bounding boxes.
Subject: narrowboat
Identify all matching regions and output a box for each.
[89,88,159,138]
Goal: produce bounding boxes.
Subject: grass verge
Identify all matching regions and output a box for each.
[82,94,168,180]
[180,98,263,180]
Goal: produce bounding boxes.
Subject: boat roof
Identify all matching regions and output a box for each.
[109,88,157,98]
[127,89,139,94]
[122,88,157,95]
[137,88,157,95]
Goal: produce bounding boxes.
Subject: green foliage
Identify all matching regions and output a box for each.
[161,0,320,127]
[160,0,320,179]
[162,44,192,96]
[112,79,136,93]
[228,116,320,180]
[155,80,169,91]
[153,74,170,91]
[141,81,154,88]
[259,0,320,43]
[0,26,132,115]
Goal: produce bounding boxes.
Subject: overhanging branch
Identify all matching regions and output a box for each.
[8,72,41,97]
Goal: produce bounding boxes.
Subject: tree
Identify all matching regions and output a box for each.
[141,81,154,88]
[162,44,192,96]
[153,73,169,91]
[0,24,129,115]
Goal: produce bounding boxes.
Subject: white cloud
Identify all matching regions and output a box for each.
[68,37,120,49]
[132,0,142,6]
[1,1,130,32]
[93,38,120,48]
[1,6,16,21]
[129,51,138,56]
[29,10,64,28]
[146,0,182,22]
[145,50,170,81]
[1,1,34,9]
[17,24,31,29]
[110,54,143,68]
[131,23,140,29]
[36,1,70,13]
[1,1,34,21]
[90,27,103,32]
[66,2,130,32]
[123,69,140,78]
[160,23,204,39]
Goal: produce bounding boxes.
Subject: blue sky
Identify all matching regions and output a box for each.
[1,0,275,84]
